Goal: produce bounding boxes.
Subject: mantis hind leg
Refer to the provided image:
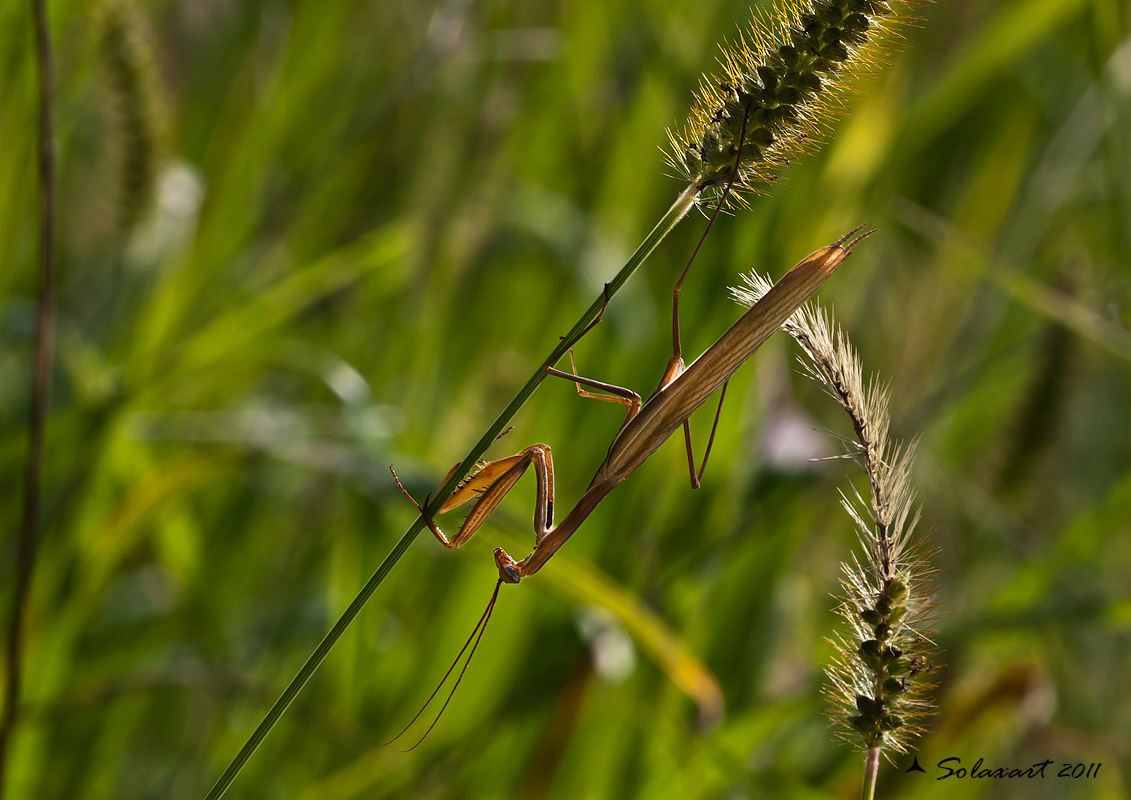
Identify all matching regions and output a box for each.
[681,381,727,488]
[664,109,751,488]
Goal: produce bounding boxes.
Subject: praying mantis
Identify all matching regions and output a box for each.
[393,223,872,586]
[386,224,873,746]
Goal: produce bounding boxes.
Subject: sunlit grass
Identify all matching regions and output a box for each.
[1,0,1129,798]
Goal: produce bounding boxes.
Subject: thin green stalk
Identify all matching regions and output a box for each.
[201,185,699,800]
[0,0,56,795]
[862,746,880,800]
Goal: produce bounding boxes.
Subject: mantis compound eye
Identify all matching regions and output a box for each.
[494,548,522,584]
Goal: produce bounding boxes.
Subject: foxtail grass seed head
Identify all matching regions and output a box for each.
[100,0,164,233]
[669,0,917,205]
[733,273,936,756]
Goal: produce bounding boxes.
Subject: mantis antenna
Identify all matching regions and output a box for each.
[383,578,504,751]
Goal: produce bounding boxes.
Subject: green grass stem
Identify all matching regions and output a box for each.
[862,747,880,800]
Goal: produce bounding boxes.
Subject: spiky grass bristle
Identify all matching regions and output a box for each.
[100,0,164,233]
[669,0,917,204]
[733,272,936,759]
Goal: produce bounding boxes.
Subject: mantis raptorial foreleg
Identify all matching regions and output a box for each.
[393,445,554,549]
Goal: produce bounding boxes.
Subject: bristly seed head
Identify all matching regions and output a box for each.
[732,266,937,756]
[100,0,165,233]
[668,0,918,205]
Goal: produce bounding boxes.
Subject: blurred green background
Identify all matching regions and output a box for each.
[2,0,1129,797]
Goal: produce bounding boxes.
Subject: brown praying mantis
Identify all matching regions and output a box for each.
[394,223,871,584]
[386,221,874,747]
